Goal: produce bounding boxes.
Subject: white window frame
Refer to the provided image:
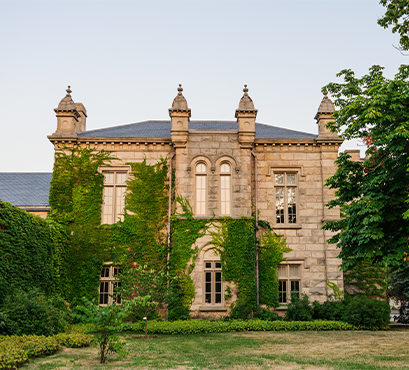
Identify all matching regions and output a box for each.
[99,265,122,306]
[220,162,232,216]
[273,171,298,226]
[195,162,207,216]
[278,263,301,305]
[203,260,223,306]
[101,168,128,224]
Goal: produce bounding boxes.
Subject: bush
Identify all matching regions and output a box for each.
[285,293,313,321]
[0,290,71,336]
[253,308,283,321]
[341,295,390,330]
[0,333,92,369]
[290,293,390,330]
[128,319,356,335]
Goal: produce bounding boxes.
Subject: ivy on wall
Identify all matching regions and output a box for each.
[118,157,169,271]
[211,218,288,318]
[168,197,209,320]
[0,201,67,305]
[49,146,123,306]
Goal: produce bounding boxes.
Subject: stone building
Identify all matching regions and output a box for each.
[43,84,344,314]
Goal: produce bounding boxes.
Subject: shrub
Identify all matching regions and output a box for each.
[0,333,92,369]
[293,294,390,330]
[285,293,313,321]
[312,300,343,321]
[75,297,130,363]
[0,290,71,336]
[128,319,356,335]
[253,308,283,321]
[341,295,390,330]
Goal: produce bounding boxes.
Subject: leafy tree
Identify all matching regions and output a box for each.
[322,64,409,270]
[378,0,409,52]
[75,298,130,363]
[119,264,168,322]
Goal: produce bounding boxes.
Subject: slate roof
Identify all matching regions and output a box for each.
[76,121,317,140]
[0,173,52,207]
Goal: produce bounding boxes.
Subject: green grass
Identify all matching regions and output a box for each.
[24,329,409,370]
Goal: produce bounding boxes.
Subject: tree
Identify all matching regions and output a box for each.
[378,0,409,52]
[322,64,409,270]
[75,298,130,363]
[119,264,168,330]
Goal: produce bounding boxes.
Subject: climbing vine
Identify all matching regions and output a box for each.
[49,146,123,306]
[211,218,288,318]
[168,197,209,320]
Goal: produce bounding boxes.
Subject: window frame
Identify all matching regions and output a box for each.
[278,263,301,305]
[219,162,232,216]
[101,167,129,225]
[195,162,208,216]
[203,259,223,306]
[273,170,299,227]
[99,265,122,306]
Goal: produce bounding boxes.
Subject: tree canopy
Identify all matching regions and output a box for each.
[378,0,409,52]
[322,64,409,270]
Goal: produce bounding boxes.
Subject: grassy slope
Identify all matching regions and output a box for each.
[25,330,409,370]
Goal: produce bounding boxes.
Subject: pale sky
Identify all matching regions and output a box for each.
[0,0,405,172]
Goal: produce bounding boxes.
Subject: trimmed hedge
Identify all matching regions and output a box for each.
[0,333,92,369]
[128,319,357,335]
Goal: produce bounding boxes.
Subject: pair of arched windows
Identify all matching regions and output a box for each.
[195,162,232,216]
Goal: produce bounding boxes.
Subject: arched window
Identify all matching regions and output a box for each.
[195,163,207,215]
[220,163,231,215]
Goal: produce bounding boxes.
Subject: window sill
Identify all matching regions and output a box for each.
[275,305,289,311]
[199,306,227,312]
[273,224,302,229]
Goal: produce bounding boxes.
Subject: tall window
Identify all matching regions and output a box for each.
[102,171,127,224]
[275,172,297,225]
[220,163,231,215]
[278,264,301,304]
[204,260,223,305]
[195,163,207,215]
[99,265,121,306]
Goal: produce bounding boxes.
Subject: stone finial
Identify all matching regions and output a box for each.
[314,91,335,120]
[171,84,189,110]
[56,85,78,112]
[237,84,255,111]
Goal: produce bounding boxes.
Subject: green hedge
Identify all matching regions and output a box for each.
[0,333,92,369]
[0,201,68,305]
[128,319,357,335]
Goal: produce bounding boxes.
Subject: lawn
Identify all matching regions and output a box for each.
[24,329,409,370]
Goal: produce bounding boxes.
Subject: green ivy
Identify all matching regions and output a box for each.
[118,157,169,270]
[0,201,68,305]
[49,146,123,306]
[167,197,209,320]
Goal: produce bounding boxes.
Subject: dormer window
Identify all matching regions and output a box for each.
[195,163,207,216]
[220,163,231,216]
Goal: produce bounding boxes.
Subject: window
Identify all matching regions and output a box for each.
[102,171,127,224]
[274,172,297,225]
[220,163,231,215]
[204,260,223,305]
[278,264,301,304]
[195,163,207,215]
[99,265,122,306]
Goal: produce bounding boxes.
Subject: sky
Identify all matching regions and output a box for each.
[0,0,406,172]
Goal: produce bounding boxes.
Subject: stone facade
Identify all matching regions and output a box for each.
[48,85,345,313]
